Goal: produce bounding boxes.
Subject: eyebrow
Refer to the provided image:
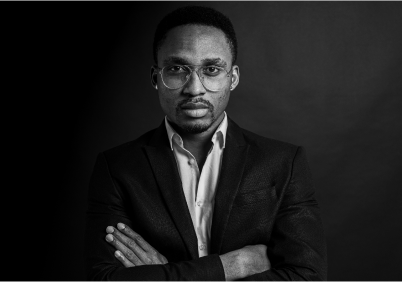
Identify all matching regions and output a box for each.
[162,56,228,68]
[201,58,227,68]
[162,56,189,66]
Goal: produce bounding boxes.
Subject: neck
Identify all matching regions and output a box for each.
[173,113,224,149]
[171,120,218,153]
[169,113,225,168]
[180,131,214,156]
[180,127,216,170]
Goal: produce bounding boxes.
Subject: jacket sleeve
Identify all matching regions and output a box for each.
[85,153,226,281]
[242,146,328,281]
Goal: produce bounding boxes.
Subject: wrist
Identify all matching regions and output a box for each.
[220,249,248,280]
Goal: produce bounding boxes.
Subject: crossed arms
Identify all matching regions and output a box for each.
[85,147,327,280]
[104,222,270,280]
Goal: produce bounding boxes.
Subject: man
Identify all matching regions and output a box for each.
[85,6,327,280]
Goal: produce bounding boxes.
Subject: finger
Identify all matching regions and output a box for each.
[105,234,144,266]
[108,226,149,262]
[114,250,135,268]
[117,223,156,253]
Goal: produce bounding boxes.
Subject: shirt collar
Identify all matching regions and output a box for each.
[165,111,228,151]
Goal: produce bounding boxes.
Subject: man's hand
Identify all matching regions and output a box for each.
[105,223,168,267]
[220,244,271,280]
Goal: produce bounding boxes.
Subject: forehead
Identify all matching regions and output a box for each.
[158,25,232,65]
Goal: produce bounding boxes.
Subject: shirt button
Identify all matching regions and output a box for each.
[188,159,195,165]
[197,201,202,207]
[199,244,206,250]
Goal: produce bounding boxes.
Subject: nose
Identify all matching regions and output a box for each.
[182,70,207,96]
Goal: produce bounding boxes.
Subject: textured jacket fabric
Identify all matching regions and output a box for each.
[85,118,327,280]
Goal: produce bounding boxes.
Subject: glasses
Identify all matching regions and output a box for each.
[156,65,232,92]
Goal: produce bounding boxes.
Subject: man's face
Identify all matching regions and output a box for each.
[153,25,239,134]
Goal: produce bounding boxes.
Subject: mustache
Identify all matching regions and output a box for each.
[177,98,214,110]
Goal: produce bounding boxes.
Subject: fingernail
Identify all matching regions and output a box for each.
[106,226,114,234]
[117,223,125,230]
[105,234,113,242]
[115,250,123,258]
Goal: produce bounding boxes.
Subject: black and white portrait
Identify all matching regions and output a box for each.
[4,2,402,280]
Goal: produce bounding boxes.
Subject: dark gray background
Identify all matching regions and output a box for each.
[4,2,401,280]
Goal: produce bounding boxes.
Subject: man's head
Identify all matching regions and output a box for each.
[151,6,240,134]
[153,6,238,66]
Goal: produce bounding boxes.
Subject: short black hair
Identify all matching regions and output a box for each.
[153,6,237,65]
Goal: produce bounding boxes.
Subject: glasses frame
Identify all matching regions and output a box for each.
[155,64,232,92]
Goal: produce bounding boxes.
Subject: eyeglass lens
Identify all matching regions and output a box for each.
[161,66,229,91]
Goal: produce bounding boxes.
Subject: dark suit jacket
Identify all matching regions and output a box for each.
[85,118,327,280]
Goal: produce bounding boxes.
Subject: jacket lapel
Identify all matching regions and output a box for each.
[211,118,249,254]
[144,122,199,259]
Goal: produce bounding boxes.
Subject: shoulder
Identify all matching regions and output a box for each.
[101,127,158,163]
[232,123,311,186]
[229,119,301,159]
[243,128,301,165]
[242,127,298,151]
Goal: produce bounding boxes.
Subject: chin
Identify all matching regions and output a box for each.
[179,119,213,134]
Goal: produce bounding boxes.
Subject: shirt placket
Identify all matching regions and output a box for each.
[171,132,223,258]
[195,138,219,257]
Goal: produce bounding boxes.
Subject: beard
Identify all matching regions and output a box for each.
[179,118,215,133]
[175,98,215,134]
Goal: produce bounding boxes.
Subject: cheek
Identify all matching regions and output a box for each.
[218,93,228,101]
[159,93,177,114]
[215,92,230,109]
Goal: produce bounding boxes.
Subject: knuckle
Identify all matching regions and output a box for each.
[126,251,134,259]
[128,240,136,247]
[137,260,145,266]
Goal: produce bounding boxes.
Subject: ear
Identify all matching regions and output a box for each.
[150,66,158,90]
[229,65,240,91]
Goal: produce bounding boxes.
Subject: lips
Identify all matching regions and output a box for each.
[179,102,210,118]
[180,103,209,110]
[178,99,212,118]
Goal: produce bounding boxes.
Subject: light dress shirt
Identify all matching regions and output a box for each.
[165,112,228,257]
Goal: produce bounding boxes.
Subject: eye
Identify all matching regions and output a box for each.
[203,66,223,76]
[166,65,187,73]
